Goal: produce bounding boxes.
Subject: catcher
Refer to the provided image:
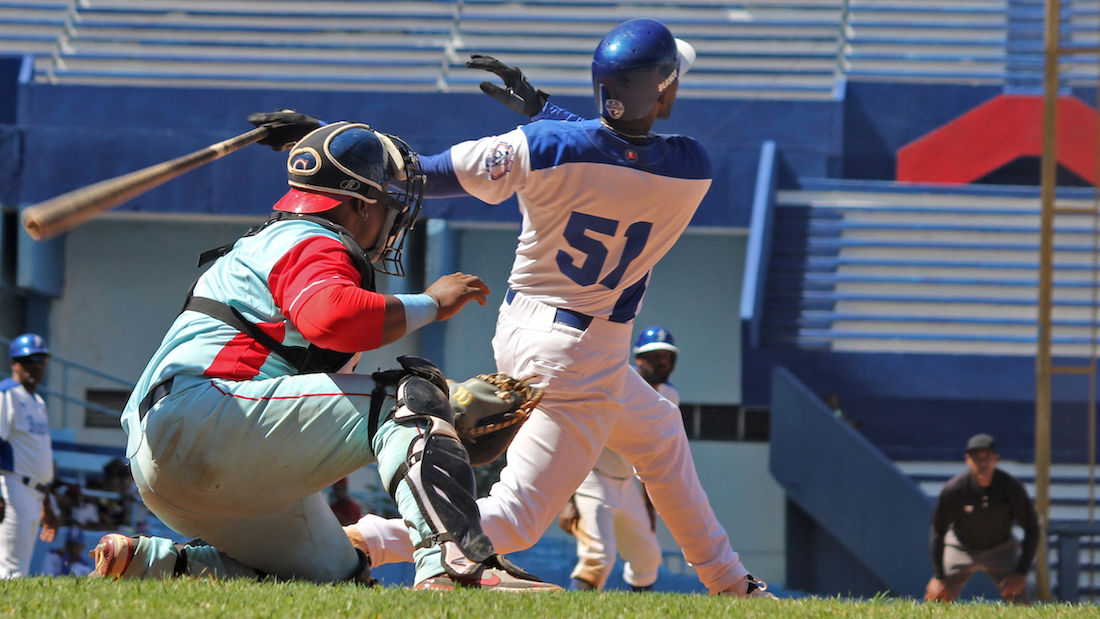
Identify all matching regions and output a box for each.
[88,121,557,592]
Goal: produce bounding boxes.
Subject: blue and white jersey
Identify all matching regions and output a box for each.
[447,118,711,321]
[0,379,53,485]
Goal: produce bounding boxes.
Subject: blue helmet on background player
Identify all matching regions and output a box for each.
[592,19,696,122]
[634,326,679,357]
[273,122,426,276]
[9,333,49,360]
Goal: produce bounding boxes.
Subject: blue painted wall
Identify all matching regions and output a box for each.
[11,80,843,229]
[840,82,1003,181]
[770,366,932,598]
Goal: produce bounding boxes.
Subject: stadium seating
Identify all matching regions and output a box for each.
[1,0,846,99]
[1,0,1094,98]
[762,180,1100,357]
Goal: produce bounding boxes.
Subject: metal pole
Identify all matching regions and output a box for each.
[1035,0,1063,602]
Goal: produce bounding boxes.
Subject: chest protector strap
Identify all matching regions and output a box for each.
[183,212,377,375]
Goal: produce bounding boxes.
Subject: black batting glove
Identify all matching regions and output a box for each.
[466,55,549,118]
[247,110,321,151]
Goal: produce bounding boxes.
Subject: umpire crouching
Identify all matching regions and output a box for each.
[925,433,1038,603]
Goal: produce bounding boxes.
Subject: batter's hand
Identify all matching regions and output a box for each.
[247,110,321,151]
[558,495,579,534]
[424,272,490,321]
[924,577,950,602]
[466,55,549,118]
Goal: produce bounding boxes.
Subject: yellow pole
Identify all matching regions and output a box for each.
[1035,0,1062,603]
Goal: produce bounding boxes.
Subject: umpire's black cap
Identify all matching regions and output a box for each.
[966,433,997,454]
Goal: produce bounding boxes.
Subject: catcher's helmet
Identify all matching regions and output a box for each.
[592,19,696,122]
[9,333,49,360]
[634,326,679,356]
[274,122,425,276]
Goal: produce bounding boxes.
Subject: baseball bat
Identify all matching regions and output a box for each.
[21,126,271,241]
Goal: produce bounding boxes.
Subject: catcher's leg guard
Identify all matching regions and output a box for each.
[380,372,495,576]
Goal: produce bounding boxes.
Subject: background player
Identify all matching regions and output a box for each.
[559,326,681,591]
[0,334,59,578]
[90,122,556,591]
[330,18,775,598]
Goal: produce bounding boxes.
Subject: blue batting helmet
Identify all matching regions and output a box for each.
[592,19,696,122]
[9,333,49,360]
[634,326,679,356]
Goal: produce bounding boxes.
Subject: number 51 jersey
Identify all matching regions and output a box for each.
[447,118,712,322]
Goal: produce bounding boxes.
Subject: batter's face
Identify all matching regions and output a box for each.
[11,354,48,393]
[965,448,998,488]
[636,350,676,386]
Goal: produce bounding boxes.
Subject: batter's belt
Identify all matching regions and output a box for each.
[505,289,630,330]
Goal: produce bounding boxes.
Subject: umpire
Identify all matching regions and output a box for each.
[925,433,1038,603]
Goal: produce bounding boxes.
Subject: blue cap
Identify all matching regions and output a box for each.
[9,334,49,360]
[634,326,679,355]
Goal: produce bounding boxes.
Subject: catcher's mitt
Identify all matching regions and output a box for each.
[450,373,543,466]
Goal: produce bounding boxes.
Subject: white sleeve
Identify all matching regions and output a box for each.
[448,128,531,206]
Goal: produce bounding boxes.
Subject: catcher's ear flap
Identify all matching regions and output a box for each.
[462,422,526,467]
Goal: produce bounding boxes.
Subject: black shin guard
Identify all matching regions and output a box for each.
[381,369,496,574]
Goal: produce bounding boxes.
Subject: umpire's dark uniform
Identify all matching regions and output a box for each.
[930,467,1039,600]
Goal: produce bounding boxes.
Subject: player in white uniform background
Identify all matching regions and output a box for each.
[343,18,775,598]
[90,123,557,591]
[0,334,59,578]
[559,326,682,591]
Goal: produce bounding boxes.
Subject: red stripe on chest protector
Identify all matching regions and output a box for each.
[205,322,286,380]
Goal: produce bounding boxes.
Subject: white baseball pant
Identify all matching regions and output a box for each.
[0,472,45,578]
[354,291,748,593]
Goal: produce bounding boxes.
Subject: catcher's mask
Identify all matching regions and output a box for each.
[274,122,425,276]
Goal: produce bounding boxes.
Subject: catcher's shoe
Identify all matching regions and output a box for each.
[414,567,562,592]
[90,533,135,578]
[715,574,778,599]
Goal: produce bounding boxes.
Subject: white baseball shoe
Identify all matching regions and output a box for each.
[715,574,778,599]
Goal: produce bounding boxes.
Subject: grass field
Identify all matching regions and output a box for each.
[0,578,1094,619]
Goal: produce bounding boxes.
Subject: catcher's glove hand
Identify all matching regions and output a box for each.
[466,55,550,118]
[450,372,543,466]
[247,109,321,151]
